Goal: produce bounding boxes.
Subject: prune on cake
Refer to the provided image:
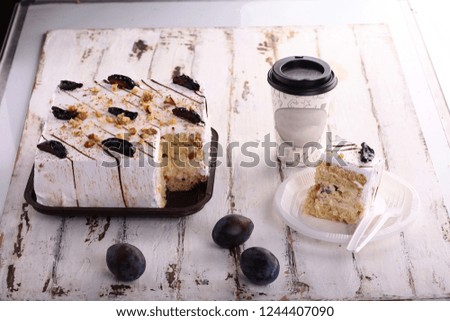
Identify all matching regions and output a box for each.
[106,243,146,282]
[172,107,204,125]
[108,107,138,120]
[240,247,280,285]
[58,80,83,91]
[173,74,200,91]
[107,74,136,90]
[37,140,67,159]
[102,138,136,157]
[359,142,375,163]
[51,106,79,120]
[212,214,254,249]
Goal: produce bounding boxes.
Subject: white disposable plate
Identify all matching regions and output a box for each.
[273,167,420,244]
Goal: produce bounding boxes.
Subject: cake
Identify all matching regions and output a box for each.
[34,73,210,208]
[303,136,384,224]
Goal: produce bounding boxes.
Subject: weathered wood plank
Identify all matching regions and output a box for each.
[221,27,295,300]
[274,26,361,300]
[50,29,163,300]
[121,28,199,301]
[177,28,238,300]
[0,29,115,300]
[354,24,450,298]
[318,24,415,299]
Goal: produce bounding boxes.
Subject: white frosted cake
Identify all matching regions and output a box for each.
[34,74,210,208]
[303,136,384,224]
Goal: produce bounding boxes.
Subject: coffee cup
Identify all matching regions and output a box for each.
[267,56,338,165]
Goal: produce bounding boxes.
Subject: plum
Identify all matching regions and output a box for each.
[106,243,146,282]
[240,247,279,285]
[212,214,254,249]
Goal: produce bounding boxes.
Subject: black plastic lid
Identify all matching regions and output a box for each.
[267,56,338,96]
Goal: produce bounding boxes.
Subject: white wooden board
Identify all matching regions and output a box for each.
[0,25,449,300]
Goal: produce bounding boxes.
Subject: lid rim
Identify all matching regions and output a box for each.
[267,56,338,96]
[268,69,338,96]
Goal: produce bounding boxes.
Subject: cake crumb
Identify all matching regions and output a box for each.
[69,118,82,128]
[87,133,100,142]
[84,140,95,148]
[164,96,176,106]
[142,127,157,135]
[67,105,78,112]
[117,114,131,125]
[77,111,88,121]
[90,87,100,94]
[142,91,153,102]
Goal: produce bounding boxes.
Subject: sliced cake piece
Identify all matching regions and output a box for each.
[102,75,210,192]
[303,137,384,224]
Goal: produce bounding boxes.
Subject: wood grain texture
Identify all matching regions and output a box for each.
[0,25,449,300]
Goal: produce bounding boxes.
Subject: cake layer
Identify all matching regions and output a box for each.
[303,163,365,224]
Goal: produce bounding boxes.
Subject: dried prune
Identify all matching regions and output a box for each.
[173,74,200,91]
[172,107,204,125]
[212,214,254,249]
[102,137,135,157]
[51,106,79,120]
[359,142,375,163]
[240,247,280,285]
[107,74,136,90]
[37,140,67,159]
[59,80,83,91]
[106,243,146,282]
[108,107,138,120]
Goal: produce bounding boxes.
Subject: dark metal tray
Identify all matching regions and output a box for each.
[24,128,218,218]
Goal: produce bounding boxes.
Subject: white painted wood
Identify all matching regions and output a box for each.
[1,23,450,300]
[354,24,450,298]
[222,27,295,300]
[275,26,362,300]
[48,29,165,300]
[397,0,450,224]
[178,28,239,300]
[319,25,416,299]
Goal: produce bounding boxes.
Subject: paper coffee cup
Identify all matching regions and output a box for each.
[267,56,338,165]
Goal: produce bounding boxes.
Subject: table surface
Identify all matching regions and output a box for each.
[0,0,450,300]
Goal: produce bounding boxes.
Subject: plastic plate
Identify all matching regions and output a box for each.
[273,167,420,244]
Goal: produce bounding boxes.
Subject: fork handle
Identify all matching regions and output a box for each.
[346,212,378,252]
[353,213,392,253]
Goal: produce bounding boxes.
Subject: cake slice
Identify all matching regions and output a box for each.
[303,136,384,224]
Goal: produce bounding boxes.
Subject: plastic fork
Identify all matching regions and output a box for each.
[347,191,405,253]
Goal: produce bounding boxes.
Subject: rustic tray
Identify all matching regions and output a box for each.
[24,128,218,218]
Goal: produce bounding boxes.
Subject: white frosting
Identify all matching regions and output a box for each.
[34,78,210,207]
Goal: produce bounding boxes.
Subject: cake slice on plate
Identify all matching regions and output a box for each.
[303,136,384,224]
